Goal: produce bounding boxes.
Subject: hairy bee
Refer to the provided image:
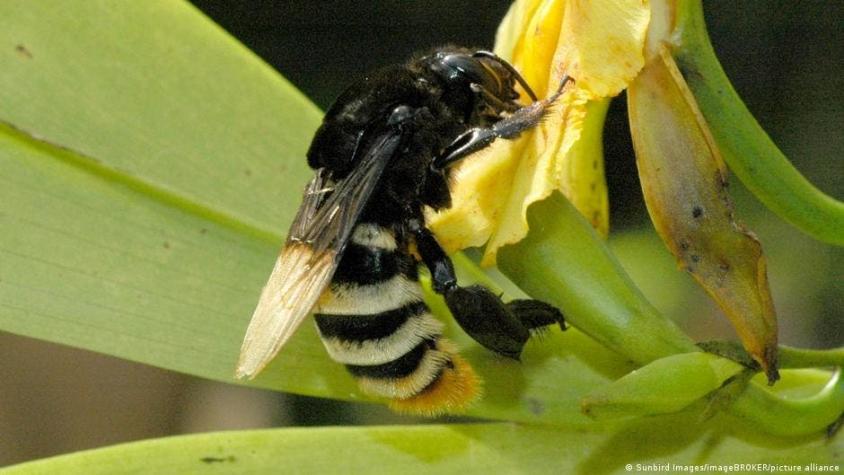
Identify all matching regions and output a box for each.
[237,47,570,415]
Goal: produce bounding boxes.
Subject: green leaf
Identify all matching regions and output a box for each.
[0,0,350,399]
[3,422,839,474]
[0,0,319,233]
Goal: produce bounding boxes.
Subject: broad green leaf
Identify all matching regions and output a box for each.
[0,0,317,234]
[4,422,840,475]
[0,0,342,397]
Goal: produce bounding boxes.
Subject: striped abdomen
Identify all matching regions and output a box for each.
[313,222,479,414]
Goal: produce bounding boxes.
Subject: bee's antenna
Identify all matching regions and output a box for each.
[473,50,538,102]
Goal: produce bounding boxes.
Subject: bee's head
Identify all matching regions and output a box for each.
[424,49,536,117]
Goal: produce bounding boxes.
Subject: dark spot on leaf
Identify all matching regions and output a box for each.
[690,254,700,263]
[200,228,208,234]
[163,241,170,249]
[245,169,252,176]
[679,239,690,251]
[525,397,545,415]
[719,262,730,272]
[592,160,597,170]
[590,182,596,191]
[675,58,703,83]
[716,171,729,188]
[15,44,32,59]
[200,456,236,464]
[692,206,703,218]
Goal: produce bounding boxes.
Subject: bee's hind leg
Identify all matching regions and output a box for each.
[409,219,565,360]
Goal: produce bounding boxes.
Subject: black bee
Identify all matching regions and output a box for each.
[237,47,570,415]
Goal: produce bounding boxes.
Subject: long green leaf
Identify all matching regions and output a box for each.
[3,422,839,475]
[0,0,318,234]
[0,0,344,396]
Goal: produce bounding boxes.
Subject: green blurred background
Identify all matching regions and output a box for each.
[1,0,841,467]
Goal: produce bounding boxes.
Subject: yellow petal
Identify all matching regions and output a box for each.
[428,0,649,264]
[425,139,526,254]
[494,0,546,64]
[426,0,567,255]
[559,98,611,236]
[481,86,588,266]
[553,0,650,98]
[627,46,779,382]
[505,0,566,97]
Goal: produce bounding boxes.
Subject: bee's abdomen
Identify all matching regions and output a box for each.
[314,223,479,414]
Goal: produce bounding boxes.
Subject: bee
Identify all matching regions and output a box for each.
[237,47,570,415]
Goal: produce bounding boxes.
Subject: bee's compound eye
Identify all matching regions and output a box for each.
[387,105,415,125]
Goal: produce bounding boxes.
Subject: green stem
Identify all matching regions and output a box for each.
[780,346,844,368]
[731,370,844,437]
[672,0,844,245]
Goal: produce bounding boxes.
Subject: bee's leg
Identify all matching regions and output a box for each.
[432,75,573,170]
[506,299,567,332]
[409,219,565,360]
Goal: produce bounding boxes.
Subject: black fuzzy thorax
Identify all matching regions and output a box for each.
[307,48,497,227]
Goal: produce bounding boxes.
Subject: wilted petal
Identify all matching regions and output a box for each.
[553,0,650,98]
[627,46,779,382]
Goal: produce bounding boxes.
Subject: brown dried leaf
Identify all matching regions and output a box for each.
[627,46,779,383]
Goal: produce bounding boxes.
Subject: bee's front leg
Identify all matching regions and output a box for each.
[432,75,573,170]
[408,219,565,360]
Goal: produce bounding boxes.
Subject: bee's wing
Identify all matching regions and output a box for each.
[236,132,402,379]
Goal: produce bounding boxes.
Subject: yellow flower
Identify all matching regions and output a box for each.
[426,0,648,266]
[427,0,783,381]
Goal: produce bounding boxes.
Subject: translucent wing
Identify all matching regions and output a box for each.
[236,132,401,379]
